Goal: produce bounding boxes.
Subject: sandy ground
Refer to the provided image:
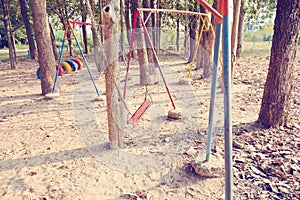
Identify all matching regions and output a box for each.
[0,52,299,199]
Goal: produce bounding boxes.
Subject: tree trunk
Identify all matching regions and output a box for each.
[132,0,150,85]
[124,0,132,46]
[120,0,125,61]
[176,18,180,51]
[19,0,36,59]
[29,0,56,95]
[98,0,104,42]
[1,0,17,69]
[103,3,124,149]
[67,30,74,56]
[150,0,155,45]
[188,1,198,63]
[87,0,102,71]
[155,0,161,52]
[198,1,217,78]
[80,0,90,54]
[49,21,59,60]
[143,0,154,75]
[258,0,300,128]
[236,0,245,59]
[231,0,241,66]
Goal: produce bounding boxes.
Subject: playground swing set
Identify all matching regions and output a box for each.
[49,1,233,197]
[51,20,101,97]
[119,1,233,198]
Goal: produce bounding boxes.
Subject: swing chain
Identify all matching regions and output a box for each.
[144,84,153,103]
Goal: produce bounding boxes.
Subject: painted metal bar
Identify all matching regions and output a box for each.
[123,10,139,99]
[196,0,223,22]
[143,11,152,25]
[69,22,101,97]
[222,0,233,199]
[52,24,69,94]
[137,8,209,17]
[205,23,222,161]
[139,13,176,110]
[68,20,104,28]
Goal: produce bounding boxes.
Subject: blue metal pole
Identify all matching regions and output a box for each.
[223,0,233,199]
[52,39,65,94]
[73,36,101,97]
[206,23,222,161]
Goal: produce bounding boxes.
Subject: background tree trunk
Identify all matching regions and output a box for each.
[19,0,36,60]
[30,0,56,95]
[155,0,161,53]
[176,2,180,51]
[142,0,154,75]
[124,0,132,46]
[132,0,150,85]
[103,3,124,149]
[258,0,300,128]
[1,0,17,69]
[188,1,198,63]
[236,0,245,59]
[87,0,102,71]
[120,0,125,61]
[80,0,90,54]
[231,0,241,66]
[198,1,217,78]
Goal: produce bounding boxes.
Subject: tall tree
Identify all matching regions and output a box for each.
[258,0,300,128]
[236,0,245,59]
[188,0,198,63]
[86,0,102,71]
[142,0,154,74]
[124,0,132,45]
[120,0,125,60]
[196,0,218,78]
[19,0,36,59]
[80,0,90,54]
[132,0,150,85]
[231,0,241,66]
[29,0,56,95]
[1,0,17,69]
[103,2,124,148]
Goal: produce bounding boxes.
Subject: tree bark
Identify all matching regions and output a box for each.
[258,0,300,128]
[143,0,154,75]
[198,1,217,78]
[155,0,161,52]
[231,0,241,66]
[103,3,124,149]
[120,0,125,61]
[19,0,36,60]
[236,0,245,59]
[29,0,56,95]
[80,0,90,54]
[132,0,150,85]
[124,0,132,46]
[188,1,198,63]
[87,0,102,71]
[1,0,17,69]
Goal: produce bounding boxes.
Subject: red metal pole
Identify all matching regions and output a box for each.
[138,13,176,110]
[196,0,223,22]
[123,10,139,99]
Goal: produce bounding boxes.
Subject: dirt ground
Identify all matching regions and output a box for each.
[0,51,299,200]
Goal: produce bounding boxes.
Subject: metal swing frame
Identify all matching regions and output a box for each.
[52,20,100,97]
